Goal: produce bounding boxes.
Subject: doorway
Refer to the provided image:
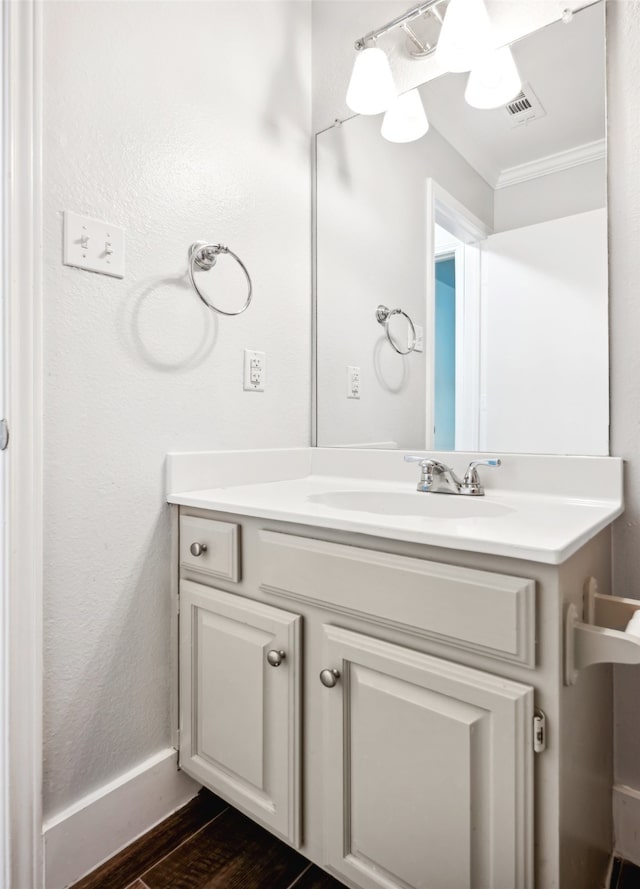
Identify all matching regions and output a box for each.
[425,180,491,451]
[434,256,456,451]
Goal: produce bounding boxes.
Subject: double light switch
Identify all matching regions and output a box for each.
[63,210,125,278]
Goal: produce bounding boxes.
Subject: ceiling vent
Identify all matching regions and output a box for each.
[504,83,546,128]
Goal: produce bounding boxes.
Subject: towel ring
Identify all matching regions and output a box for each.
[188,241,253,316]
[376,304,416,355]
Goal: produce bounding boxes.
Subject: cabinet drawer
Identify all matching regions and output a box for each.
[259,530,535,667]
[180,515,240,582]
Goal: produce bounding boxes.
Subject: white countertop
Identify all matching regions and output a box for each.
[166,449,624,565]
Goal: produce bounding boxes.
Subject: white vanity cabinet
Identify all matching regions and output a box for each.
[175,505,614,889]
[320,624,533,889]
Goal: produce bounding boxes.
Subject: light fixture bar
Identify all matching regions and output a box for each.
[353,0,598,54]
[354,0,445,51]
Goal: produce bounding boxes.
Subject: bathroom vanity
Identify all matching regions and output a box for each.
[162,2,619,885]
[167,448,631,889]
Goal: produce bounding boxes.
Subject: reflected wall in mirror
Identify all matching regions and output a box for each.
[315,2,607,455]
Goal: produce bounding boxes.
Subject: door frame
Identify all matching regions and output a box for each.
[2,0,44,886]
[425,180,491,451]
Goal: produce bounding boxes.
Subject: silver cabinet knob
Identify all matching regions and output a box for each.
[190,542,208,557]
[267,649,286,667]
[319,668,341,688]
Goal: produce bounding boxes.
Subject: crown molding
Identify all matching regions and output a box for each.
[494,138,606,190]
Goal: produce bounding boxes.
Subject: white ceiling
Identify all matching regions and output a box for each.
[416,2,605,187]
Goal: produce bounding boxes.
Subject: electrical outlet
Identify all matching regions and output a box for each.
[244,350,266,391]
[347,365,360,399]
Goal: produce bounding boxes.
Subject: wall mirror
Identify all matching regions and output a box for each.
[314,2,607,455]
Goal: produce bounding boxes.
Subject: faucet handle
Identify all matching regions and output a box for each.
[404,455,449,469]
[404,455,430,465]
[404,455,450,475]
[462,458,502,495]
[404,455,452,492]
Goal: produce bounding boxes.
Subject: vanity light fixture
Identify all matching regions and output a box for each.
[346,0,444,137]
[381,89,429,143]
[465,45,522,109]
[345,0,560,135]
[345,44,396,115]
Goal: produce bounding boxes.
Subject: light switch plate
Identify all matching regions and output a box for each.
[412,324,424,353]
[63,210,125,278]
[244,350,266,391]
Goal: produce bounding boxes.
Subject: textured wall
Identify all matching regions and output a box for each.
[42,0,311,818]
[608,0,640,793]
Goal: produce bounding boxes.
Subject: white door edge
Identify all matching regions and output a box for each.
[3,0,44,886]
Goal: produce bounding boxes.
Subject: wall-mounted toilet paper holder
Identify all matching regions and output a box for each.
[565,577,640,685]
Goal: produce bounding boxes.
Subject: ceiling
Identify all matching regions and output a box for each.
[416,2,605,187]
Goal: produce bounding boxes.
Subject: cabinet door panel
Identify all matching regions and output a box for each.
[198,612,270,788]
[321,625,533,889]
[179,581,301,845]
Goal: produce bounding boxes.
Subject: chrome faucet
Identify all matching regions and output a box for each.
[404,456,501,496]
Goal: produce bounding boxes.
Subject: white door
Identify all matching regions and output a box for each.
[179,581,301,845]
[479,209,608,455]
[320,625,534,889]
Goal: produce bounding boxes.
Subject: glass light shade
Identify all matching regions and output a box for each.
[346,46,396,115]
[435,0,494,73]
[465,46,522,109]
[381,89,429,143]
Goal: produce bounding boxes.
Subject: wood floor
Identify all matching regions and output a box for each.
[70,790,346,889]
[66,786,640,889]
[610,857,640,889]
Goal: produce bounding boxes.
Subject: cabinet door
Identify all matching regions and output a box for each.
[321,625,534,889]
[179,580,301,845]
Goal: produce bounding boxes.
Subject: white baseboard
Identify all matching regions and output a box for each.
[614,783,640,866]
[43,748,200,889]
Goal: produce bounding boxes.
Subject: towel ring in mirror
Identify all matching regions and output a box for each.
[376,304,416,355]
[188,241,253,316]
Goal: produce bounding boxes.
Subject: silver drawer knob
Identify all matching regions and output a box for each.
[190,542,208,557]
[267,649,286,667]
[319,668,341,688]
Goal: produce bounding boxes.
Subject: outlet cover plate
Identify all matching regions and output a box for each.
[347,365,361,399]
[63,210,125,278]
[243,349,266,391]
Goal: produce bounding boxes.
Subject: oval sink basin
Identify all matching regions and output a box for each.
[308,490,514,519]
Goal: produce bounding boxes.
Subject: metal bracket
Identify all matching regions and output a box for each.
[533,710,546,753]
[0,419,8,451]
[354,0,445,50]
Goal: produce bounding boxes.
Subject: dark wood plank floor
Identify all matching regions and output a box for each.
[610,857,640,889]
[70,789,345,889]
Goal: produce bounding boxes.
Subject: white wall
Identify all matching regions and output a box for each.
[315,114,492,450]
[480,208,608,455]
[494,158,606,232]
[42,0,311,821]
[608,0,640,853]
